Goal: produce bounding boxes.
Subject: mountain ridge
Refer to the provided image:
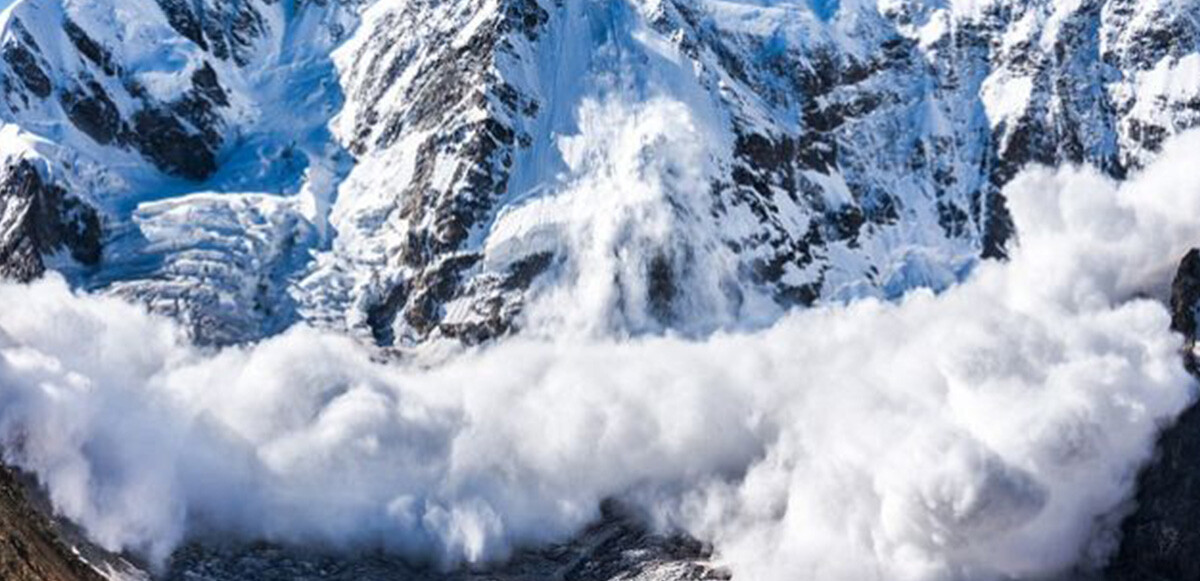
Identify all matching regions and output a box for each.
[4,0,1199,349]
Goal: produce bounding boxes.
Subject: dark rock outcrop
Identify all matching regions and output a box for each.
[1108,402,1200,581]
[0,465,106,581]
[1171,249,1200,342]
[1,11,237,182]
[1106,249,1200,580]
[0,160,102,281]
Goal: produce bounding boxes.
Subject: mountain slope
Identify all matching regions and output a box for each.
[2,0,1200,348]
[4,3,1200,576]
[0,0,356,343]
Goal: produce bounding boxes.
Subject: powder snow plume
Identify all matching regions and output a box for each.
[3,125,1200,580]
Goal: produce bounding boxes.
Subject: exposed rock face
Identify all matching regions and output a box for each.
[320,0,556,346]
[1171,249,1200,344]
[1108,402,1200,581]
[1106,249,1200,580]
[1,11,234,181]
[0,159,101,281]
[0,465,106,581]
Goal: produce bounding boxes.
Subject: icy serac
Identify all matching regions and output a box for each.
[0,0,359,343]
[2,0,1200,347]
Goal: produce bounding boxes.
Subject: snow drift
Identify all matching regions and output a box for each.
[2,132,1200,581]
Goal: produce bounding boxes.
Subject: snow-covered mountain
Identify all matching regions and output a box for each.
[3,0,1199,348]
[8,3,1200,580]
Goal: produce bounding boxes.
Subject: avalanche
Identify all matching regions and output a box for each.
[3,0,1200,579]
[2,130,1200,581]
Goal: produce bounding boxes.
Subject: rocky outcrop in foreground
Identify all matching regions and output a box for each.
[0,466,106,581]
[1106,248,1200,581]
[0,473,723,581]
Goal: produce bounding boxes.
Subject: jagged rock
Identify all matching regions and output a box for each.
[1,9,237,182]
[0,160,102,281]
[1172,249,1200,343]
[1106,249,1200,580]
[129,106,218,181]
[0,465,107,581]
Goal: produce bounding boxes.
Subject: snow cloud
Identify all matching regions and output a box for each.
[3,129,1200,580]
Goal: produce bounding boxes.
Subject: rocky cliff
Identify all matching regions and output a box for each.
[1106,249,1200,581]
[0,465,117,581]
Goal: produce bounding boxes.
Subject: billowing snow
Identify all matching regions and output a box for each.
[1,0,1200,578]
[3,131,1200,580]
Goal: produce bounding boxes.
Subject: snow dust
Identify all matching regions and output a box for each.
[2,128,1200,581]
